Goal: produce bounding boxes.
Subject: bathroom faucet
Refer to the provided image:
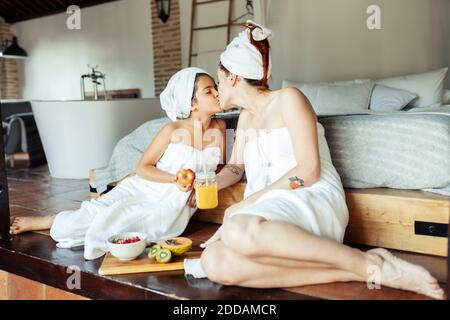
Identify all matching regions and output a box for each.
[80,65,107,100]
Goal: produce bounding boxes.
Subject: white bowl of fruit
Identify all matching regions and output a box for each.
[107,232,147,261]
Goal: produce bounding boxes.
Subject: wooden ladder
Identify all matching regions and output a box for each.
[188,0,234,67]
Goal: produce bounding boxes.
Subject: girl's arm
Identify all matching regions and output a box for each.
[231,88,321,207]
[136,123,178,184]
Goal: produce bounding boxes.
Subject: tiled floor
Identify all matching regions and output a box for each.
[4,155,448,300]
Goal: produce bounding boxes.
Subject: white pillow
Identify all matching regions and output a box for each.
[376,67,448,108]
[369,84,418,111]
[282,79,374,115]
[443,89,450,105]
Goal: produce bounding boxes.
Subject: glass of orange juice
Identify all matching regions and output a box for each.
[194,172,218,209]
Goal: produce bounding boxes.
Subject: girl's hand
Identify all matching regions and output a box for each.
[174,169,195,192]
[175,179,193,192]
[187,190,197,208]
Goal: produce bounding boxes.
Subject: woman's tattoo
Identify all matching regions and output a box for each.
[289,176,305,189]
[225,165,242,176]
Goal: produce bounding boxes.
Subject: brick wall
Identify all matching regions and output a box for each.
[0,18,20,100]
[151,0,182,96]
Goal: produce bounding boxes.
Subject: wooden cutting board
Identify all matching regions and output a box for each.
[98,249,202,276]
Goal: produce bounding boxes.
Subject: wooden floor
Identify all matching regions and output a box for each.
[5,155,448,300]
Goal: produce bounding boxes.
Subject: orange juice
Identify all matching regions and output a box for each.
[195,172,218,209]
[196,184,218,209]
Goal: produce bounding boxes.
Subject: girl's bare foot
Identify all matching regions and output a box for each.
[367,248,445,300]
[9,215,55,235]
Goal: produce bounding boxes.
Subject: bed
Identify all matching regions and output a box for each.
[90,106,450,196]
[319,105,450,196]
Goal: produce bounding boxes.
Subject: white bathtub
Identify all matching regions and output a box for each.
[31,99,166,179]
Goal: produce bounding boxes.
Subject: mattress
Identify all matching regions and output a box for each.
[319,105,450,196]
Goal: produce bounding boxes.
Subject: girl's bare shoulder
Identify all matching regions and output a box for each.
[212,118,226,130]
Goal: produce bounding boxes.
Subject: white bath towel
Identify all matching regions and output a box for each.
[184,123,349,278]
[160,67,209,121]
[50,143,221,260]
[220,20,273,80]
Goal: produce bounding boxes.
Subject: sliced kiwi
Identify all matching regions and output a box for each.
[148,244,161,259]
[156,248,172,263]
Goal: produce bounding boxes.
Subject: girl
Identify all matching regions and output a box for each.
[186,22,444,300]
[10,67,226,260]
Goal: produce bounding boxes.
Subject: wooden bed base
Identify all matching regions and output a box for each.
[88,170,449,257]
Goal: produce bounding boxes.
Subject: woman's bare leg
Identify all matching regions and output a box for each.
[221,215,380,276]
[217,214,444,299]
[10,215,56,235]
[201,241,361,288]
[251,255,334,269]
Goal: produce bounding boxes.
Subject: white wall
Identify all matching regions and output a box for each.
[12,0,155,100]
[181,0,449,89]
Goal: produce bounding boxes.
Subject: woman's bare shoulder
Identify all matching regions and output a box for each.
[278,87,308,101]
[279,88,316,122]
[236,109,251,129]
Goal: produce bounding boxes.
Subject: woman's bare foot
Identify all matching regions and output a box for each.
[9,215,55,235]
[367,248,445,300]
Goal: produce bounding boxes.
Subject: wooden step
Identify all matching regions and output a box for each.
[344,188,449,257]
[194,184,449,257]
[89,171,449,256]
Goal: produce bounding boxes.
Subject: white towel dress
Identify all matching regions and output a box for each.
[50,143,220,260]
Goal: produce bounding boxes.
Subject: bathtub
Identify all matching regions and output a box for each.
[31,99,166,179]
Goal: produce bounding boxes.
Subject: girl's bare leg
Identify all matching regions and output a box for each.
[215,214,444,299]
[9,215,56,235]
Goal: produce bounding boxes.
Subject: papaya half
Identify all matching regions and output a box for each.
[157,237,192,256]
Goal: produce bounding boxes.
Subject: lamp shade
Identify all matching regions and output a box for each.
[156,0,171,23]
[1,36,28,59]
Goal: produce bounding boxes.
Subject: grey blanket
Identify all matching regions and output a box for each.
[91,117,171,194]
[92,107,450,196]
[319,105,450,196]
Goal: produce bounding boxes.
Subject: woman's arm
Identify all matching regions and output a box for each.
[215,111,249,191]
[136,123,178,184]
[233,88,321,206]
[215,119,227,173]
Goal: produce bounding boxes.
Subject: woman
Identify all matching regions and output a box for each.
[186,22,444,300]
[10,67,226,260]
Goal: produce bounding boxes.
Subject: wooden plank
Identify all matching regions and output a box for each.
[193,24,229,31]
[84,88,140,100]
[188,0,196,67]
[88,169,449,257]
[344,188,449,256]
[226,0,233,43]
[196,0,229,5]
[99,250,202,276]
[192,184,449,256]
[0,0,120,23]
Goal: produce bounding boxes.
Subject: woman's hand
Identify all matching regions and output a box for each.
[187,190,197,208]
